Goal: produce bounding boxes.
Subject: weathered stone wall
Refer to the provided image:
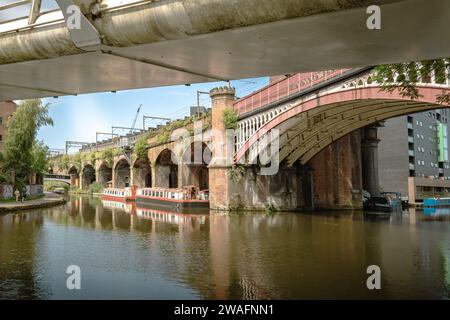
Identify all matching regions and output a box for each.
[227,164,304,211]
[309,130,363,210]
[220,130,363,211]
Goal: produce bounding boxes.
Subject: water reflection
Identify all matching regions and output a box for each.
[1,197,450,299]
[423,207,450,220]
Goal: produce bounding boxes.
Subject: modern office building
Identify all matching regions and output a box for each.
[0,101,17,151]
[378,109,450,202]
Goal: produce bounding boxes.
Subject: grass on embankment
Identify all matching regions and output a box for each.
[70,182,104,195]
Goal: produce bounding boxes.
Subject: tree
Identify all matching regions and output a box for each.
[374,58,450,104]
[2,99,53,188]
[31,140,50,175]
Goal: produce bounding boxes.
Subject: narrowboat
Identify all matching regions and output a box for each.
[423,197,450,207]
[100,186,137,202]
[136,185,209,212]
[363,190,406,213]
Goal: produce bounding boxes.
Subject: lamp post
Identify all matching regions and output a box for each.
[196,91,209,118]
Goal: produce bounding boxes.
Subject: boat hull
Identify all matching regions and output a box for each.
[136,196,209,213]
[423,198,450,207]
[100,194,136,203]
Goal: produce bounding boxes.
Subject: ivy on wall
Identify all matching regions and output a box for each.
[223,108,239,129]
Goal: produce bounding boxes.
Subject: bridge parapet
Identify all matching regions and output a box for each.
[233,69,350,116]
[44,174,71,185]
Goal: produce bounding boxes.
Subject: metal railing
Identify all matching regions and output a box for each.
[0,1,154,29]
[233,68,351,116]
[0,0,45,25]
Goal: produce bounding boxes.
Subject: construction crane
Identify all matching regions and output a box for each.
[130,104,142,134]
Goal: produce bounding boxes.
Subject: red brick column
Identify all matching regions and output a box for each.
[208,86,236,210]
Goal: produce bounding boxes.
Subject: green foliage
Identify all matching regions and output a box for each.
[156,131,171,144]
[88,182,104,194]
[31,140,49,175]
[60,155,70,171]
[80,152,89,163]
[99,148,114,166]
[112,148,122,157]
[264,202,279,214]
[134,135,149,159]
[228,165,246,183]
[223,108,239,129]
[80,151,97,165]
[93,147,122,167]
[1,99,53,189]
[50,154,69,172]
[374,58,450,104]
[69,186,85,194]
[44,180,69,191]
[71,153,82,172]
[0,172,10,184]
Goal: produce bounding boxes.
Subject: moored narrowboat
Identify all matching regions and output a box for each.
[100,186,137,202]
[423,197,450,207]
[136,186,209,212]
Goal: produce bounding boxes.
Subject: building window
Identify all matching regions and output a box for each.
[0,135,2,141]
[0,117,2,125]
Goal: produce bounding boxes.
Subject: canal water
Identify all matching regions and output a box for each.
[1,195,450,299]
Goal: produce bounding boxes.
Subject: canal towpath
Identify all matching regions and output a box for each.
[0,192,67,214]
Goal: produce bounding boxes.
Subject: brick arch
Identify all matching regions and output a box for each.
[154,148,178,188]
[235,85,450,165]
[147,142,177,165]
[113,156,131,188]
[96,160,112,187]
[180,141,211,190]
[96,159,111,171]
[131,156,152,188]
[112,155,129,170]
[81,163,96,189]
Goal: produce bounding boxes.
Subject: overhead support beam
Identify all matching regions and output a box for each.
[111,126,144,134]
[96,132,119,150]
[55,0,102,49]
[49,148,65,157]
[142,115,171,130]
[0,0,30,11]
[65,140,91,154]
[103,51,226,82]
[28,0,42,25]
[2,0,450,101]
[0,82,74,96]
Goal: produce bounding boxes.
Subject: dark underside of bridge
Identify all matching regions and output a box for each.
[225,127,379,211]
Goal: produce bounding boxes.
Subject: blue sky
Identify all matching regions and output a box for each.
[36,78,268,150]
